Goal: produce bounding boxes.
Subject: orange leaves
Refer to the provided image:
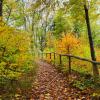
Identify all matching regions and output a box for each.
[45,54,52,62]
[56,33,80,54]
[45,32,80,55]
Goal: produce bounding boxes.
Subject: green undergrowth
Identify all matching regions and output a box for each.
[72,74,100,97]
[0,62,38,100]
[50,61,100,96]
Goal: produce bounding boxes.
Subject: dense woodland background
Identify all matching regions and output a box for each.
[0,0,100,99]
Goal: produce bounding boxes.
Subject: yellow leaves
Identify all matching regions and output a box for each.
[56,33,80,54]
[45,54,52,62]
[0,62,6,66]
[0,24,30,53]
[10,63,18,68]
[0,24,32,79]
[5,0,18,10]
[7,71,22,79]
[0,17,2,22]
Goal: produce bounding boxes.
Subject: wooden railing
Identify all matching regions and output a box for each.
[39,52,100,75]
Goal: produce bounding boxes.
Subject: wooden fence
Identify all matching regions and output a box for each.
[39,52,100,75]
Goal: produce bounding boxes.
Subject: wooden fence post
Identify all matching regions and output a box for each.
[46,53,47,59]
[59,54,62,65]
[50,53,51,59]
[54,53,55,65]
[68,56,71,74]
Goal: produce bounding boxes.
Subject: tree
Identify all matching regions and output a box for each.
[0,0,3,17]
[53,8,72,38]
[84,0,99,77]
[56,33,80,54]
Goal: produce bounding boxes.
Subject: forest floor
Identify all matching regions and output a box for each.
[30,60,93,100]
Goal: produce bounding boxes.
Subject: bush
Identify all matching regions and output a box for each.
[0,23,36,99]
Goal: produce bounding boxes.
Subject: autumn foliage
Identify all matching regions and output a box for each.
[0,22,33,82]
[56,33,80,54]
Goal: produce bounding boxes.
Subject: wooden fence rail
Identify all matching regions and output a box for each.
[40,52,100,75]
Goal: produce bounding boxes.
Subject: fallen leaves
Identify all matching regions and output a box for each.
[30,61,92,99]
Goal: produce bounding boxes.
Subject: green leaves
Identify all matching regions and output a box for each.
[0,23,33,82]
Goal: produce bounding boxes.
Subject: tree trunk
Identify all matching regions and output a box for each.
[0,0,3,17]
[84,5,99,77]
[6,7,12,24]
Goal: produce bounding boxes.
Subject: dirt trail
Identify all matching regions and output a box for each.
[31,60,91,100]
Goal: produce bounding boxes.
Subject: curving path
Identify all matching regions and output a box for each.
[30,60,92,100]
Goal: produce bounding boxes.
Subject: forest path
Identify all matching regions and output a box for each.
[30,60,91,100]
